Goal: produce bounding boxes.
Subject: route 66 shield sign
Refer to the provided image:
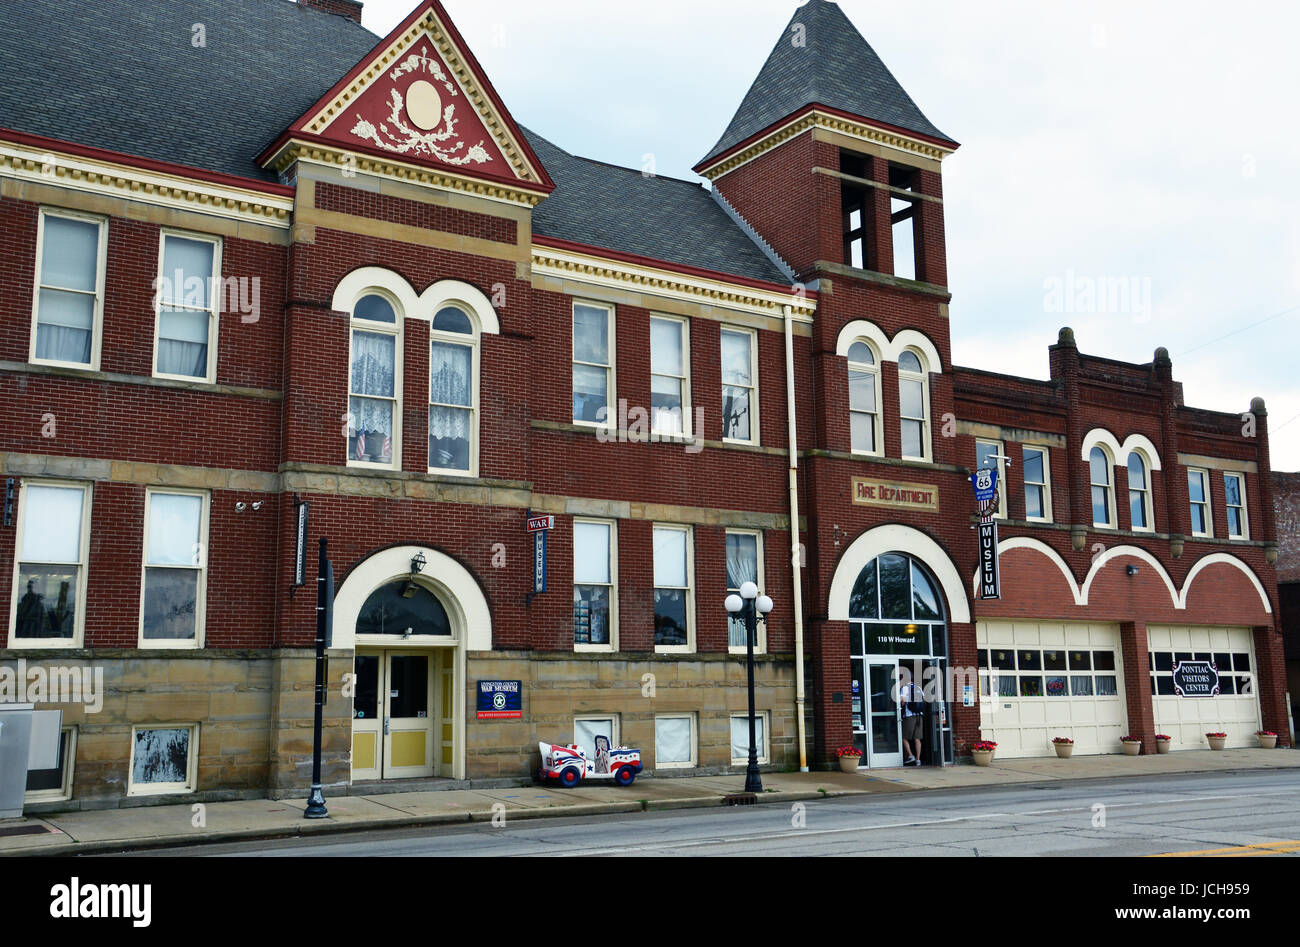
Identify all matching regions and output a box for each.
[971,467,999,504]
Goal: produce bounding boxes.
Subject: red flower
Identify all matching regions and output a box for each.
[836,745,863,758]
[971,741,997,752]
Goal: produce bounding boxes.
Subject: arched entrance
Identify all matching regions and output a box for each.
[333,545,492,783]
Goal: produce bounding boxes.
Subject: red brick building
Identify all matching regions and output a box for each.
[0,0,1287,809]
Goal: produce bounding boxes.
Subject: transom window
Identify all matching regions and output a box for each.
[650,315,690,436]
[348,293,399,467]
[573,302,613,426]
[898,349,929,461]
[356,581,452,637]
[154,231,221,382]
[847,341,881,455]
[31,208,106,369]
[721,327,758,444]
[429,305,477,475]
[849,553,946,655]
[10,481,91,647]
[1023,446,1051,522]
[1224,473,1248,539]
[1127,452,1152,531]
[1188,468,1212,537]
[1090,446,1115,527]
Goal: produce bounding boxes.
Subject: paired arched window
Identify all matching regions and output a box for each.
[348,293,400,467]
[1089,446,1115,528]
[1127,451,1153,531]
[898,349,930,461]
[429,305,479,475]
[847,341,881,455]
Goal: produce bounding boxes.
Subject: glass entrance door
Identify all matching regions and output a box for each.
[867,661,903,767]
[351,650,436,780]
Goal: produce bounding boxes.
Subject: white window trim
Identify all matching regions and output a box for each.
[847,339,883,457]
[1126,450,1155,533]
[346,289,404,471]
[1023,445,1053,523]
[1224,472,1249,540]
[25,726,77,804]
[721,325,760,446]
[152,228,222,384]
[428,309,480,479]
[573,714,619,751]
[1090,446,1117,529]
[8,479,92,650]
[1188,468,1213,538]
[898,347,932,462]
[976,438,1007,519]
[138,487,210,650]
[650,313,692,438]
[730,711,771,765]
[726,528,766,655]
[654,712,698,769]
[653,524,695,654]
[572,300,616,430]
[29,207,108,371]
[127,723,199,797]
[573,517,618,653]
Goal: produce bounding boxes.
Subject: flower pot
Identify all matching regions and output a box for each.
[1121,740,1141,756]
[838,755,861,774]
[1258,734,1278,750]
[1207,735,1227,751]
[1155,739,1171,754]
[971,749,995,767]
[1053,743,1074,759]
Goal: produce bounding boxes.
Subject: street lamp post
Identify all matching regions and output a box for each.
[726,581,773,794]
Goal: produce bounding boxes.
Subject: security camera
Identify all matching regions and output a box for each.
[252,501,264,511]
[235,502,247,513]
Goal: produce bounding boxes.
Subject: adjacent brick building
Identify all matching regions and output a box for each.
[0,0,1287,810]
[1274,470,1300,735]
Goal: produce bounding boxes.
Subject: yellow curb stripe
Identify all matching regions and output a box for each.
[1151,840,1300,857]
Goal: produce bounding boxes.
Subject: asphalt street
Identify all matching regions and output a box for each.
[121,769,1300,857]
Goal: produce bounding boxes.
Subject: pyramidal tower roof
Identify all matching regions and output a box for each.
[697,0,955,170]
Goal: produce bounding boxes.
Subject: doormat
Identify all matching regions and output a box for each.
[0,823,57,838]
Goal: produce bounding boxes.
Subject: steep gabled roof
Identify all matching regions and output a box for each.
[698,0,955,169]
[0,0,380,181]
[524,128,790,286]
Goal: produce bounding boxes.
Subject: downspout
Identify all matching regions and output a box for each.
[783,304,809,771]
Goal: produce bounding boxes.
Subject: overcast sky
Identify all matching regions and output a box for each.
[350,0,1300,470]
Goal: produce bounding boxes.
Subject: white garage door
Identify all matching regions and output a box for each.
[1149,626,1261,749]
[976,621,1128,758]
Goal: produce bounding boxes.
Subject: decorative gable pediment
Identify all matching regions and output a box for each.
[261,0,552,205]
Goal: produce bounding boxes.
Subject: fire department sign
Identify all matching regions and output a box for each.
[851,478,939,512]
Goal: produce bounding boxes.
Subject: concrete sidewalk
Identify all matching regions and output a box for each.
[2,748,1296,855]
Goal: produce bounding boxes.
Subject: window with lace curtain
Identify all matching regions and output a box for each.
[31,208,106,370]
[348,293,400,468]
[154,230,221,382]
[429,305,478,476]
[726,529,765,653]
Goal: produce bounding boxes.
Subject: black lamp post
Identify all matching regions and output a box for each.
[726,581,773,794]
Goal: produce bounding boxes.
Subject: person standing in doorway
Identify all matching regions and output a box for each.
[899,666,925,766]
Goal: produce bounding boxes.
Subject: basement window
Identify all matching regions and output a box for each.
[889,164,920,281]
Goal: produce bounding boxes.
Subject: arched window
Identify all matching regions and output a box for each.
[898,349,929,461]
[356,580,452,638]
[429,305,478,475]
[1127,452,1152,531]
[348,293,400,467]
[1090,446,1115,528]
[847,341,882,455]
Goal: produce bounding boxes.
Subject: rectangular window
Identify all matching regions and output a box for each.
[841,151,871,270]
[128,725,198,796]
[140,489,208,648]
[721,327,758,444]
[25,726,76,803]
[349,322,398,468]
[730,712,770,764]
[654,525,694,651]
[574,519,616,650]
[726,530,765,652]
[975,440,1007,518]
[574,716,619,760]
[573,302,614,426]
[655,713,697,769]
[1188,468,1212,537]
[889,163,921,281]
[429,338,474,474]
[1224,473,1248,539]
[31,208,106,369]
[1023,446,1052,522]
[10,481,91,648]
[650,315,691,436]
[154,231,221,382]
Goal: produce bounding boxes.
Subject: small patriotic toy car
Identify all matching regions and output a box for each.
[537,736,643,788]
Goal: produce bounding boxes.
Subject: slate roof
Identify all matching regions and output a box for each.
[0,0,789,284]
[699,0,954,167]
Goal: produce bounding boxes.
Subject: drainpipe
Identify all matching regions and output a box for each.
[783,304,809,771]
